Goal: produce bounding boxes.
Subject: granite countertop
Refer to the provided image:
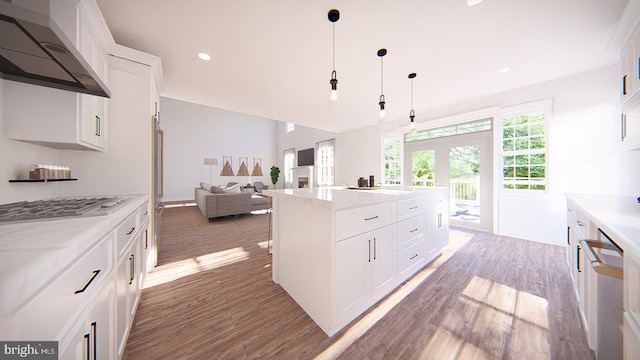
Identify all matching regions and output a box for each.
[0,194,148,315]
[263,186,448,210]
[565,193,640,257]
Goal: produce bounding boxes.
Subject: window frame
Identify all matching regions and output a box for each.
[285,122,295,133]
[496,99,552,193]
[381,134,403,185]
[283,148,296,188]
[316,139,335,186]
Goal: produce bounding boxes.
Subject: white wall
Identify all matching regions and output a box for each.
[275,122,338,188]
[161,97,279,201]
[280,64,640,245]
[0,79,61,204]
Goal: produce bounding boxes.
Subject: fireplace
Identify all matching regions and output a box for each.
[292,166,314,189]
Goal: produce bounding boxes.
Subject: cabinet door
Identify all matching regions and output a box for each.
[625,312,640,360]
[436,206,449,249]
[60,281,115,360]
[116,239,139,358]
[370,225,396,301]
[335,233,369,323]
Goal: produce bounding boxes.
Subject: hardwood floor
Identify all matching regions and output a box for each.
[122,204,594,359]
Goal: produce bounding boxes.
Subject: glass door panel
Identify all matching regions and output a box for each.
[449,145,480,225]
[411,150,435,187]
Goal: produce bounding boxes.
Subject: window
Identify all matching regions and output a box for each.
[285,122,295,133]
[405,119,492,142]
[500,108,548,191]
[283,148,295,188]
[382,136,402,185]
[316,139,335,186]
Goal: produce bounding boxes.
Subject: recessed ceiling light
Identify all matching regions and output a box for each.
[467,0,485,6]
[498,67,511,74]
[198,52,211,61]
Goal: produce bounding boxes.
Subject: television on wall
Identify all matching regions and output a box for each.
[297,148,314,166]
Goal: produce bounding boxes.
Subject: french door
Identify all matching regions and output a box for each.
[404,131,493,232]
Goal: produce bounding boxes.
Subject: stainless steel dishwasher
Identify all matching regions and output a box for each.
[581,229,623,360]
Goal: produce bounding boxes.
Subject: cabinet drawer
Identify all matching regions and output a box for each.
[397,196,428,220]
[425,191,447,208]
[335,203,394,240]
[397,216,426,250]
[139,201,150,226]
[18,235,113,341]
[116,211,139,256]
[397,238,426,278]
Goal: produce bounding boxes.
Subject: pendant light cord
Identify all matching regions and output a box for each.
[332,23,336,71]
[411,78,414,110]
[380,57,384,94]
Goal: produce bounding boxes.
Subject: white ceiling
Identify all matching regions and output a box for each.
[95,0,628,133]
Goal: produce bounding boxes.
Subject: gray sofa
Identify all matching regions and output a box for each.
[194,187,269,220]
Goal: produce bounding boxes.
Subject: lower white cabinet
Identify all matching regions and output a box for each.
[0,199,149,360]
[60,281,115,360]
[116,223,145,358]
[427,204,448,257]
[270,187,449,336]
[335,225,396,324]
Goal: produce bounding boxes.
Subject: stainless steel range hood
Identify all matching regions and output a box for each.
[0,1,110,97]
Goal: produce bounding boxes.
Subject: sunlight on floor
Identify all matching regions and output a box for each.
[315,229,474,360]
[144,247,249,288]
[163,202,197,208]
[420,275,550,359]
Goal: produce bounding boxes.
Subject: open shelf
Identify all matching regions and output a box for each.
[8,178,78,183]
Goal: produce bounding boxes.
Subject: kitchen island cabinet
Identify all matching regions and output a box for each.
[264,186,448,336]
[565,194,640,360]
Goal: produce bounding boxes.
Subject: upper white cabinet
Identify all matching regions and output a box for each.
[2,0,111,151]
[620,11,640,150]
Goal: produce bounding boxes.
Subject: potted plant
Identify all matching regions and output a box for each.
[270,165,280,189]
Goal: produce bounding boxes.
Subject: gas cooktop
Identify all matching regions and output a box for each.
[0,196,130,224]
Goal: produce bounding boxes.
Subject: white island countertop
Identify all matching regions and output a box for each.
[565,193,640,256]
[263,186,448,210]
[0,194,149,315]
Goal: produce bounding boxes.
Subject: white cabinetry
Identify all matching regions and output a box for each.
[620,15,640,151]
[2,0,110,151]
[269,187,449,336]
[625,250,640,360]
[60,281,115,360]
[566,200,596,349]
[336,225,396,324]
[0,199,149,360]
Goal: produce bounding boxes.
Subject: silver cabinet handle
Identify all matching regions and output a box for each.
[580,240,623,279]
[95,116,101,136]
[364,215,379,221]
[409,206,418,210]
[576,220,585,227]
[129,254,135,284]
[409,254,418,260]
[409,228,418,233]
[126,227,135,235]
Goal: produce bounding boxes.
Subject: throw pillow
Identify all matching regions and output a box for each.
[222,183,241,194]
[200,182,212,192]
[210,185,224,194]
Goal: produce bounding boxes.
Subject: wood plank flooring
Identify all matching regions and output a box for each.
[122,204,594,359]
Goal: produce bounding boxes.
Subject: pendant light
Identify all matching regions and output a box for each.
[377,48,387,118]
[328,9,340,101]
[408,73,417,130]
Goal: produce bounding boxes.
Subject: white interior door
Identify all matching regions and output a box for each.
[404,131,493,232]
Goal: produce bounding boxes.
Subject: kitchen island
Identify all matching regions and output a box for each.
[264,186,449,336]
